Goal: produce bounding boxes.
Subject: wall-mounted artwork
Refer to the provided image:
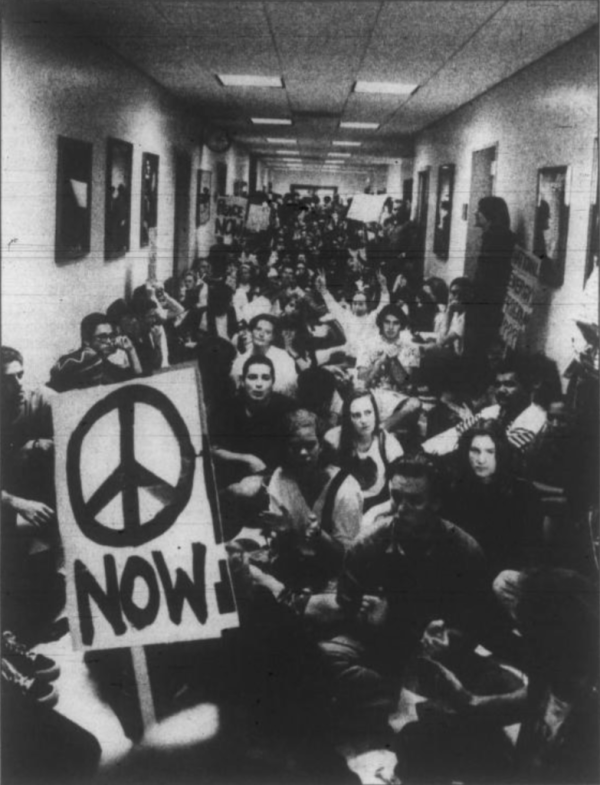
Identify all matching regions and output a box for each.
[233,179,247,197]
[533,165,570,287]
[196,169,212,227]
[140,152,159,248]
[215,161,227,198]
[55,136,92,263]
[433,164,455,261]
[585,139,598,285]
[105,138,132,260]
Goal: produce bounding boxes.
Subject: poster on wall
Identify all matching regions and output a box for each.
[105,138,132,261]
[500,245,542,349]
[533,165,570,288]
[196,169,212,227]
[55,136,93,263]
[585,139,598,285]
[346,193,388,224]
[433,164,455,261]
[140,152,159,248]
[215,196,247,242]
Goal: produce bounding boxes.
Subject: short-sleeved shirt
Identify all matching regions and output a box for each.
[324,427,403,510]
[268,465,363,550]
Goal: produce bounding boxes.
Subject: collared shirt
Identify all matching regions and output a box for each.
[337,515,490,657]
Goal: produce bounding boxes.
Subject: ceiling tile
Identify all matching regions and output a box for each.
[265,1,381,38]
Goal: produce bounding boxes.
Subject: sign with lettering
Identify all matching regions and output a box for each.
[346,193,389,224]
[53,366,238,650]
[215,196,247,240]
[500,245,542,349]
[245,202,271,233]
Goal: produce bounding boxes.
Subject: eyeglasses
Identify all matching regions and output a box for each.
[94,333,115,344]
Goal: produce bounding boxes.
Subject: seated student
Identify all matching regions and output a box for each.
[433,276,473,356]
[200,280,238,342]
[316,455,516,784]
[230,313,298,397]
[1,347,63,641]
[324,390,403,516]
[412,276,449,334]
[107,298,168,375]
[48,313,142,392]
[423,355,548,458]
[442,419,544,580]
[405,568,599,785]
[255,408,363,594]
[211,355,295,493]
[314,267,390,362]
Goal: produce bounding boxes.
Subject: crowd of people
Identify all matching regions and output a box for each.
[2,191,599,784]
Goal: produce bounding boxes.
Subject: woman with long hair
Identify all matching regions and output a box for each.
[442,418,543,578]
[472,196,516,355]
[324,389,403,514]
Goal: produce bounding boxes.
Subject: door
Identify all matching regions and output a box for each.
[173,150,191,277]
[464,145,496,278]
[414,168,430,277]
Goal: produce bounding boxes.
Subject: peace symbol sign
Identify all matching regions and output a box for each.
[67,385,196,547]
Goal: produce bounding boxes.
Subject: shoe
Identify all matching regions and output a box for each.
[1,657,58,708]
[2,631,60,681]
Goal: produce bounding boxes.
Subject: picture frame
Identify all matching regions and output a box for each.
[104,138,133,260]
[196,169,212,227]
[433,164,455,261]
[55,136,93,263]
[533,165,570,288]
[585,139,598,285]
[140,152,159,248]
[215,161,227,199]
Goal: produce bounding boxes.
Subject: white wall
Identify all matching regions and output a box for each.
[412,27,598,374]
[1,8,254,384]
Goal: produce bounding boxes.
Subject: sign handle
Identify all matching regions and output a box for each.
[131,646,156,732]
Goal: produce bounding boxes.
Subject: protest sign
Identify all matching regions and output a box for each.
[215,195,247,240]
[53,366,238,651]
[246,202,271,233]
[346,193,389,224]
[500,245,542,349]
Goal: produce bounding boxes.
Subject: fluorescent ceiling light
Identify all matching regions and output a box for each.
[340,122,380,129]
[332,141,362,147]
[273,150,300,155]
[327,153,351,158]
[252,118,292,125]
[266,138,297,144]
[217,74,283,88]
[354,81,417,95]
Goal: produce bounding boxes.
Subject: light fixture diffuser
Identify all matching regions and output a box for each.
[217,74,283,88]
[266,138,297,145]
[332,141,362,147]
[251,118,292,125]
[353,81,417,95]
[340,122,380,129]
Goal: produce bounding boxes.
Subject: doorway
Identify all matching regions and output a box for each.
[464,145,497,278]
[173,150,191,277]
[414,168,430,278]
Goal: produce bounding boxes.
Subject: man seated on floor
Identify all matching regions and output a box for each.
[48,312,143,392]
[423,355,547,459]
[315,454,521,784]
[211,355,295,538]
[1,347,63,641]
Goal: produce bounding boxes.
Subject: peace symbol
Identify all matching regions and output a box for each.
[67,385,196,547]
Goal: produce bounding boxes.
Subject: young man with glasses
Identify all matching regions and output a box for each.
[48,312,142,392]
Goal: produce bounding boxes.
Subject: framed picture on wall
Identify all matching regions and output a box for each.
[140,152,159,248]
[105,138,132,260]
[585,139,598,285]
[196,169,212,227]
[533,165,570,287]
[55,136,93,263]
[215,162,227,198]
[433,164,455,261]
